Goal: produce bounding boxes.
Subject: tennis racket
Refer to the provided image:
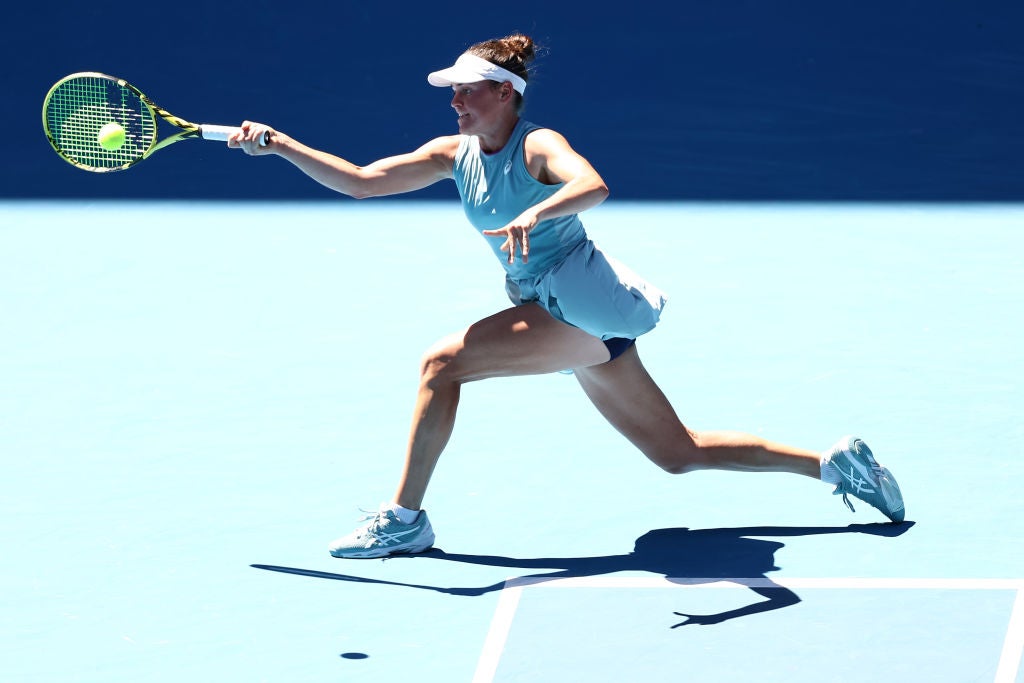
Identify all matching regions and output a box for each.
[42,72,267,173]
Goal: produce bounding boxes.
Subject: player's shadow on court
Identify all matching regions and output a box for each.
[254,522,913,627]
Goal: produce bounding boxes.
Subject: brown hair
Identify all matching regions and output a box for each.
[467,33,537,111]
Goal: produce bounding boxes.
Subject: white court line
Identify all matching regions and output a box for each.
[473,577,1024,683]
[473,581,525,683]
[996,588,1024,683]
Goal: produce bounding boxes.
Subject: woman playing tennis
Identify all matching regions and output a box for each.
[230,33,905,558]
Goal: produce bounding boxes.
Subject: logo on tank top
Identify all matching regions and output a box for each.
[503,159,512,175]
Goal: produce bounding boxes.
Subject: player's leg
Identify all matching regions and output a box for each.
[573,345,905,521]
[572,344,821,477]
[394,303,610,509]
[329,304,610,558]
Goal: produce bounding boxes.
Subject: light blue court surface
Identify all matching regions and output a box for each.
[2,201,1023,682]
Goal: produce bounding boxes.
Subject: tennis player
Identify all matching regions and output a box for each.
[230,34,905,558]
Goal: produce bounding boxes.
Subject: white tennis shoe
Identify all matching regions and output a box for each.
[328,506,435,559]
[824,436,905,523]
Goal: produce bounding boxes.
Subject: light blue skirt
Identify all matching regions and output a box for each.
[504,240,668,341]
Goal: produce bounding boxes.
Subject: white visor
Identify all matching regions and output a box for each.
[427,53,527,94]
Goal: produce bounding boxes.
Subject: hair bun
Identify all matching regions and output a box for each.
[467,33,538,86]
[503,34,536,63]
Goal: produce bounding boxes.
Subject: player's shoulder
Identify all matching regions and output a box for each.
[523,126,572,152]
[410,135,462,174]
[419,134,463,156]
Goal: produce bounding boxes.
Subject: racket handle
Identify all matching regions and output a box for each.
[199,125,270,146]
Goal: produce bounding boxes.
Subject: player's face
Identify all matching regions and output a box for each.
[449,81,503,134]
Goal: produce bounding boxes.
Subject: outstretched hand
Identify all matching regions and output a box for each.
[227,121,277,156]
[482,212,539,264]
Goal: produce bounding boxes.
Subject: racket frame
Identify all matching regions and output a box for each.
[42,72,252,173]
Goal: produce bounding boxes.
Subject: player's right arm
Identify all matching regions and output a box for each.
[230,122,458,198]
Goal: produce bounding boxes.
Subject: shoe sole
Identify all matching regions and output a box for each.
[329,540,434,559]
[873,466,905,523]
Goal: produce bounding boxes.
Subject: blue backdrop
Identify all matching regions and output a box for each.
[8,0,1023,200]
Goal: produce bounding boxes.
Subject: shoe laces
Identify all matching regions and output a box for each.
[355,508,391,538]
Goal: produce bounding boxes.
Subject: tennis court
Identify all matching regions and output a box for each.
[2,200,1022,682]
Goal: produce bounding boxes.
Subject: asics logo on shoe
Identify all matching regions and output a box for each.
[838,465,875,495]
[367,527,421,547]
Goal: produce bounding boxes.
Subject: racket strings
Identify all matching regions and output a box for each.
[44,75,157,170]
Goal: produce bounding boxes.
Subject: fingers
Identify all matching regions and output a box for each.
[228,121,276,155]
[510,229,530,264]
[481,227,530,264]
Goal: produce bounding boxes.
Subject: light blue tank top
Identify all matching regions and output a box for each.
[452,119,587,278]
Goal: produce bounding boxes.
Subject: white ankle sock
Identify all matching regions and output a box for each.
[820,455,842,485]
[384,502,420,524]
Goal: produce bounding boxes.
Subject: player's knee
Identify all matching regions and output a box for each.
[656,456,703,476]
[650,432,710,475]
[418,337,464,387]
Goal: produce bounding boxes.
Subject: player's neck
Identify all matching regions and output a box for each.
[477,115,520,154]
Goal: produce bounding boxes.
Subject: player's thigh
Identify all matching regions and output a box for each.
[424,304,610,382]
[573,345,700,471]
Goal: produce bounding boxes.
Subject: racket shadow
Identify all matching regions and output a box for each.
[253,522,914,627]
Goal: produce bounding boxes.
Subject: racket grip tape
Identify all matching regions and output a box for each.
[199,125,270,146]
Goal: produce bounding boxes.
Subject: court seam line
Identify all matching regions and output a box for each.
[473,576,1024,683]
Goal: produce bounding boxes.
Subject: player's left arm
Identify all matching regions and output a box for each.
[523,128,610,221]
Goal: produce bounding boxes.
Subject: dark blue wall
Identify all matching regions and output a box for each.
[9,1,1023,200]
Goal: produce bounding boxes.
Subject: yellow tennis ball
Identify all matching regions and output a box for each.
[97,122,126,151]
